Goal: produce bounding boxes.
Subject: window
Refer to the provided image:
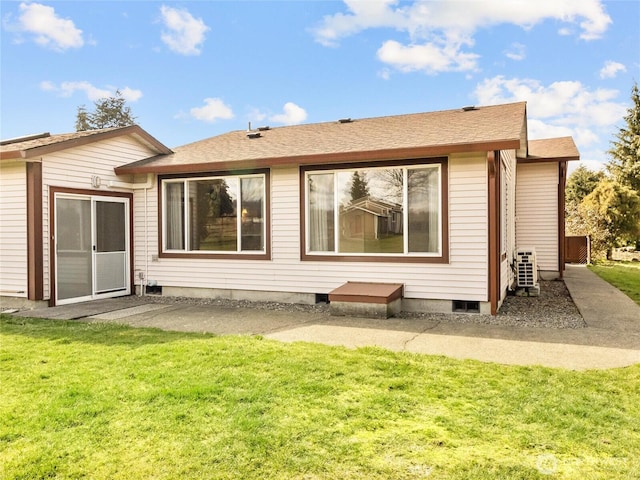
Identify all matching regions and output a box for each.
[161,173,267,256]
[304,160,446,261]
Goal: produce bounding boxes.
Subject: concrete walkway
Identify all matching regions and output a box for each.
[5,265,640,370]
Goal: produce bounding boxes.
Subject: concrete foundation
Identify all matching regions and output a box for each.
[0,296,49,310]
[538,271,561,281]
[402,298,492,315]
[135,285,495,317]
[160,286,316,305]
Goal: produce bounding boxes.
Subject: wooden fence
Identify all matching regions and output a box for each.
[565,236,590,264]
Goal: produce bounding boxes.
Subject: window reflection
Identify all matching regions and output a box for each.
[337,169,403,253]
[190,178,238,251]
[163,174,266,254]
[240,177,264,251]
[306,164,441,255]
[308,173,335,252]
[408,168,439,253]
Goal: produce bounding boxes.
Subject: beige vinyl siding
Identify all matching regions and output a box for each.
[500,149,517,300]
[42,136,153,189]
[516,162,559,272]
[141,153,490,303]
[0,161,28,297]
[132,174,157,289]
[40,136,160,300]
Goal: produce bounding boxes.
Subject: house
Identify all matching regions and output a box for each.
[341,196,403,242]
[0,102,579,314]
[0,127,172,308]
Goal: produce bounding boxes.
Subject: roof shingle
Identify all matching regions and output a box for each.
[526,137,580,161]
[116,102,528,174]
[1,125,171,160]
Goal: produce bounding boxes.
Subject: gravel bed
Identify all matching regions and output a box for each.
[399,280,586,329]
[496,280,585,328]
[144,294,331,314]
[143,279,585,329]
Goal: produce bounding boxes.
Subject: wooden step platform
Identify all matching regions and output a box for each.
[328,282,403,318]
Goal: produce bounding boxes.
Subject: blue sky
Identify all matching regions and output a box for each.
[1,1,639,171]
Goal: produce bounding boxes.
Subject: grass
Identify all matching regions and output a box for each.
[339,234,404,253]
[1,316,639,479]
[588,260,640,305]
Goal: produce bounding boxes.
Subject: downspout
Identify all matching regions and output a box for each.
[107,173,153,296]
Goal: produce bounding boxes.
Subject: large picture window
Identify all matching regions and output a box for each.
[304,161,446,260]
[162,173,266,256]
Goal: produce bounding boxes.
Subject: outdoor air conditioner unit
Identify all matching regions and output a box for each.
[516,248,538,287]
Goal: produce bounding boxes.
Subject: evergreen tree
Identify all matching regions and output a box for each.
[75,105,90,131]
[75,90,137,131]
[607,83,640,193]
[349,171,370,202]
[565,165,605,205]
[578,180,640,258]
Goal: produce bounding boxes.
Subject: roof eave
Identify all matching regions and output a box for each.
[3,125,172,160]
[0,150,24,160]
[517,155,580,164]
[115,138,521,175]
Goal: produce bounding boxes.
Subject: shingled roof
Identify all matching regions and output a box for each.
[523,137,580,162]
[115,102,528,175]
[0,125,172,160]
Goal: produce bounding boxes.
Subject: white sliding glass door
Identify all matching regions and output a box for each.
[55,194,130,305]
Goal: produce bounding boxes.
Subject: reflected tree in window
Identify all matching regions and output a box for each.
[339,168,403,253]
[349,171,370,202]
[305,164,441,256]
[163,174,266,254]
[240,177,264,251]
[191,179,237,251]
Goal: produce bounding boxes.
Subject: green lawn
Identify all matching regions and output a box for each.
[1,316,639,479]
[588,260,640,305]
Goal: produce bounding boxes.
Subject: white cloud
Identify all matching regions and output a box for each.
[526,118,574,141]
[39,80,56,92]
[270,102,307,125]
[473,76,625,128]
[160,5,209,56]
[118,87,143,102]
[599,60,626,79]
[15,2,83,51]
[377,68,392,80]
[505,42,526,61]
[314,0,611,44]
[473,75,627,168]
[190,98,234,122]
[377,39,479,74]
[247,108,268,123]
[312,0,405,48]
[40,81,142,102]
[312,0,611,74]
[569,157,607,175]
